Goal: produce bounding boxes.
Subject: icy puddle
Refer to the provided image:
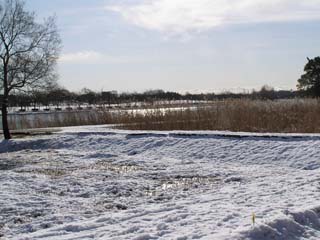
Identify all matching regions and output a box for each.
[93,161,142,174]
[160,176,220,191]
[144,175,221,199]
[0,127,320,240]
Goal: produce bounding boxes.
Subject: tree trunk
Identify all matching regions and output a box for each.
[2,99,11,140]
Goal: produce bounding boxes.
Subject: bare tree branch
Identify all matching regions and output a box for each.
[0,0,61,139]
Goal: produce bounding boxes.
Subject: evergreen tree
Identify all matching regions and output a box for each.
[297,57,320,97]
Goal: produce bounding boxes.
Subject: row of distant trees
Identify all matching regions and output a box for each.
[7,86,300,109]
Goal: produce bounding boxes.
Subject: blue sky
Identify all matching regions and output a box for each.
[26,0,320,93]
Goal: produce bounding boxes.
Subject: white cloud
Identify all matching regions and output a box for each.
[59,51,143,64]
[106,0,320,33]
[59,51,103,64]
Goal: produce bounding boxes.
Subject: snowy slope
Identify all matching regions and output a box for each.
[0,125,319,239]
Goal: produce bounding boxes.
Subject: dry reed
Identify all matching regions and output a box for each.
[117,99,320,133]
[7,99,320,133]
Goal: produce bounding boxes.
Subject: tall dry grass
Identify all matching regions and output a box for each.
[117,99,320,133]
[7,99,320,133]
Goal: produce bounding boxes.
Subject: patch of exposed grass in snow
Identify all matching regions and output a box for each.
[15,167,67,178]
[0,160,24,170]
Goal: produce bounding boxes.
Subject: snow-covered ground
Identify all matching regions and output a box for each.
[0,125,319,240]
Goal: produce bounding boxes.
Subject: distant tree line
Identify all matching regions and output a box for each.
[3,85,302,111]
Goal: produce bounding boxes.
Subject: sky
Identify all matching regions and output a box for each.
[26,0,320,93]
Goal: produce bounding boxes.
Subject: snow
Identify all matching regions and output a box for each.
[0,125,319,239]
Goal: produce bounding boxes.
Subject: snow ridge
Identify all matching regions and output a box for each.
[0,126,319,239]
[229,207,320,240]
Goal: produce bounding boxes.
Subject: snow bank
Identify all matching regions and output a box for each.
[0,126,319,239]
[230,207,320,240]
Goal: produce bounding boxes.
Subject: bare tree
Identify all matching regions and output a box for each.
[0,0,61,139]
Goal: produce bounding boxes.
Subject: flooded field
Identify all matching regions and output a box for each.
[2,106,194,130]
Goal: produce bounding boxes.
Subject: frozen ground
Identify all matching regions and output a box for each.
[0,125,319,240]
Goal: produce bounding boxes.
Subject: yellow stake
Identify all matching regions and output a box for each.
[252,213,256,226]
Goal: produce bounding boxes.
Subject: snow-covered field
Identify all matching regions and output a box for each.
[0,125,320,240]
